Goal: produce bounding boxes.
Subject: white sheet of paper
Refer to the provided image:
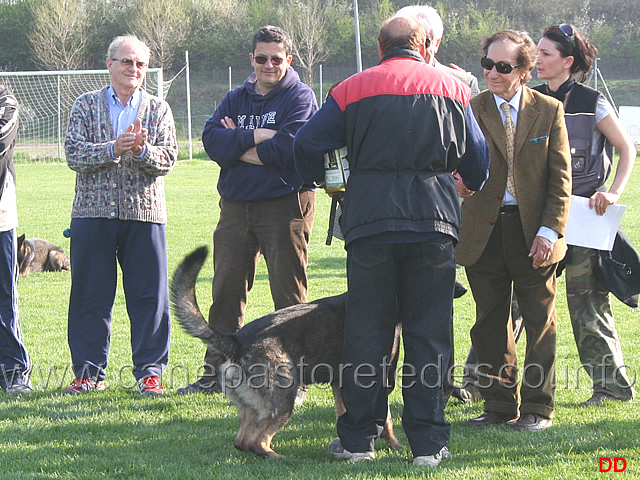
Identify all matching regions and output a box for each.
[565,195,626,251]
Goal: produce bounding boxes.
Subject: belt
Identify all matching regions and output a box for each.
[499,205,519,214]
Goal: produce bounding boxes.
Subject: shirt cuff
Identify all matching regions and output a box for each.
[537,226,559,245]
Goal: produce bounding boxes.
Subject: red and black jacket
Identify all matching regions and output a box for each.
[294,49,490,245]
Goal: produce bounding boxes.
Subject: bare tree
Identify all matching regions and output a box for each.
[279,0,343,87]
[131,0,190,70]
[29,0,89,70]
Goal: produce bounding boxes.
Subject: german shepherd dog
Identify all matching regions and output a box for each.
[17,234,70,277]
[170,246,403,459]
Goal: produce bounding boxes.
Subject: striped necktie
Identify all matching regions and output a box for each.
[500,102,517,198]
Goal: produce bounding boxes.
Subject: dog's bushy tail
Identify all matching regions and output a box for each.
[170,246,239,360]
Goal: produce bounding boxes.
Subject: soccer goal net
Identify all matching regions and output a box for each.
[0,68,165,162]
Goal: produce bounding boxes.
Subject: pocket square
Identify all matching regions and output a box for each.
[529,136,548,144]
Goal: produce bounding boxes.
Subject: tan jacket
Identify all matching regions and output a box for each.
[456,86,572,267]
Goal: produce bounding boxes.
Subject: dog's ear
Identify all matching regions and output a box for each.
[17,234,25,246]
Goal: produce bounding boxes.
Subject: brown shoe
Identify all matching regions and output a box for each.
[512,413,552,432]
[469,411,518,427]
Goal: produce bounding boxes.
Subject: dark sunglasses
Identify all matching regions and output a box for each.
[558,23,576,53]
[559,23,574,38]
[481,56,522,74]
[112,58,148,69]
[253,55,285,66]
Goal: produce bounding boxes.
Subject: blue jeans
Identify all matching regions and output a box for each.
[337,236,455,457]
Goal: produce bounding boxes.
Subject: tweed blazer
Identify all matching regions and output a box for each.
[456,86,572,267]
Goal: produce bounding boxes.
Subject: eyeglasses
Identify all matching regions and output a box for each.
[481,56,522,74]
[112,58,148,69]
[253,55,285,66]
[559,23,574,38]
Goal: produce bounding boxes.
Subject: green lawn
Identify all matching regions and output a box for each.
[1,157,638,479]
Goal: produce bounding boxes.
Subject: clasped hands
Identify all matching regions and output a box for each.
[114,118,148,158]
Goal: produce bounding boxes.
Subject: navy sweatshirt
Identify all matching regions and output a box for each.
[202,67,318,201]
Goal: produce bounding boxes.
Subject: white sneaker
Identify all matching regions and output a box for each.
[328,438,374,463]
[413,446,452,466]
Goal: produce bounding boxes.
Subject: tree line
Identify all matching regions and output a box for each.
[1,0,638,84]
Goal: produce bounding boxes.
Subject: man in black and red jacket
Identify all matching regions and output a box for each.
[294,16,489,466]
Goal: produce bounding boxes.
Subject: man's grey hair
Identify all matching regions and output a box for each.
[396,5,443,41]
[107,35,151,61]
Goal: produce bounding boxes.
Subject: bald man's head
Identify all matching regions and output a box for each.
[378,15,426,56]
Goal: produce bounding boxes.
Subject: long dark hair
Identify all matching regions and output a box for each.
[541,24,598,82]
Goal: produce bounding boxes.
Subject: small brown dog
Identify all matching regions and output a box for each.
[170,246,402,459]
[17,234,70,277]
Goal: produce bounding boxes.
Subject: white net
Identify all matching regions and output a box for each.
[0,68,165,161]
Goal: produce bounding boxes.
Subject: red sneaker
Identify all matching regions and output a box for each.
[64,377,105,394]
[138,375,163,395]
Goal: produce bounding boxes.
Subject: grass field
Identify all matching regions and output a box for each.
[1,156,639,479]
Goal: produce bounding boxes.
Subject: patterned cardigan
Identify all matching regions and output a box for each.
[65,87,177,224]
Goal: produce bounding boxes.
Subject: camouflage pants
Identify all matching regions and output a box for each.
[566,246,635,399]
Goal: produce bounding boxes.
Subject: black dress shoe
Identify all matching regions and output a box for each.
[512,413,552,432]
[469,411,518,427]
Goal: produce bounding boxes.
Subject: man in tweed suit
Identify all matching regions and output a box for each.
[455,30,571,431]
[64,35,177,395]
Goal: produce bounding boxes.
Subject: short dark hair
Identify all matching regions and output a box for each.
[252,26,293,55]
[378,16,426,56]
[541,24,598,82]
[482,30,537,85]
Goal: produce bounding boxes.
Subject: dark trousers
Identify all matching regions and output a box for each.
[0,229,30,386]
[462,294,524,387]
[465,212,557,418]
[201,191,314,377]
[68,218,171,382]
[337,236,454,457]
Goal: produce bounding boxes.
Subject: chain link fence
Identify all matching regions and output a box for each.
[167,58,639,153]
[4,57,638,161]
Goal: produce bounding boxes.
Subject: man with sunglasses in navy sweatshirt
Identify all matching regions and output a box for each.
[178,25,318,395]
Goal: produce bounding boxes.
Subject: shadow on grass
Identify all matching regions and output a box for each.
[1,390,637,478]
[0,392,349,478]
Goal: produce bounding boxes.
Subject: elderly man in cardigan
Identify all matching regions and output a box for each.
[64,35,177,395]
